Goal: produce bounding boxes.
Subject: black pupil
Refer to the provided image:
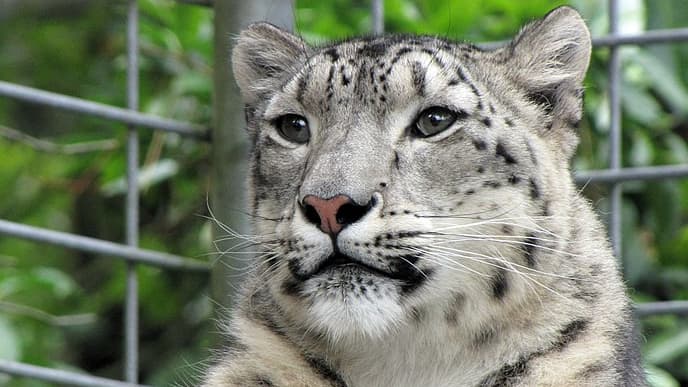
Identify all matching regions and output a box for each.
[289,117,305,132]
[428,112,446,126]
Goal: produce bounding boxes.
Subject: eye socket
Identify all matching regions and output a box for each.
[274,114,310,144]
[412,106,458,138]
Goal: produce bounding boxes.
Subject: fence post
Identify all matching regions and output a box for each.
[211,1,295,311]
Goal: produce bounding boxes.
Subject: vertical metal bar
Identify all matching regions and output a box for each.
[608,0,622,258]
[125,0,140,383]
[211,0,294,313]
[372,0,384,34]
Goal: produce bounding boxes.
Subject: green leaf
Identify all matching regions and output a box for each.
[102,159,179,196]
[0,316,21,360]
[646,328,688,365]
[633,50,688,116]
[646,364,680,387]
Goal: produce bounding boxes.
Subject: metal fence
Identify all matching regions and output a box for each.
[0,0,688,385]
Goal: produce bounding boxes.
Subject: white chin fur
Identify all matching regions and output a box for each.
[304,281,405,342]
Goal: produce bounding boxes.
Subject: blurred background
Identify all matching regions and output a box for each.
[0,0,687,385]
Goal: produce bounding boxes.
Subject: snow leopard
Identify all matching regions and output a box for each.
[204,6,646,387]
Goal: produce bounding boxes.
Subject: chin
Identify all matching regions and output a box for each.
[300,266,406,343]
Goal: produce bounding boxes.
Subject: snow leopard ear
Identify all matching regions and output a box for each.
[503,6,591,157]
[232,23,310,104]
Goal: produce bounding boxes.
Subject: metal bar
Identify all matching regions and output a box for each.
[574,164,688,185]
[479,27,688,50]
[371,0,384,34]
[636,301,688,317]
[0,359,149,387]
[608,0,622,258]
[0,219,210,271]
[125,0,140,383]
[593,27,688,46]
[0,81,209,139]
[175,0,213,5]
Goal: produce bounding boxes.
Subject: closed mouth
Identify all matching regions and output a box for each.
[309,253,407,281]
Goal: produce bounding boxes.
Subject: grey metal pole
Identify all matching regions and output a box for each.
[608,0,622,259]
[0,81,208,138]
[0,360,149,387]
[211,0,294,310]
[0,219,209,270]
[125,0,140,383]
[372,0,384,34]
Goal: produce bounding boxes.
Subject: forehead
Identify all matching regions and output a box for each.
[270,36,481,118]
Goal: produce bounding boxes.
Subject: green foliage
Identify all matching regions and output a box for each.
[0,0,687,385]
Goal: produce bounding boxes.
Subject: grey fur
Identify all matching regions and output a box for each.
[204,7,646,386]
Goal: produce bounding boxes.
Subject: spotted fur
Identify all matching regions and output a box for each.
[204,7,646,386]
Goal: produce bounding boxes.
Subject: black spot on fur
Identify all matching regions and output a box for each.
[473,139,487,150]
[477,166,485,174]
[469,82,480,97]
[508,174,521,185]
[479,319,591,387]
[282,278,304,297]
[253,376,275,386]
[551,319,589,352]
[529,178,540,199]
[456,66,467,82]
[296,73,310,105]
[523,234,538,268]
[393,151,401,169]
[304,355,348,387]
[481,117,492,127]
[505,117,515,127]
[358,41,388,58]
[389,47,413,69]
[474,327,496,346]
[323,48,340,62]
[480,355,530,386]
[411,61,425,96]
[448,79,460,86]
[491,269,508,300]
[496,142,517,164]
[465,189,475,195]
[445,292,465,325]
[398,264,433,295]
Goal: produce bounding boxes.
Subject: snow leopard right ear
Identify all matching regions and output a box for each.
[232,23,311,105]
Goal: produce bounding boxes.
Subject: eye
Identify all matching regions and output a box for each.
[412,107,458,138]
[274,114,310,144]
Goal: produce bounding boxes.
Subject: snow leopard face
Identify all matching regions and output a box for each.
[232,8,591,342]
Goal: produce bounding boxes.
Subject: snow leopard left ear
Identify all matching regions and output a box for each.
[503,6,591,157]
[232,23,311,105]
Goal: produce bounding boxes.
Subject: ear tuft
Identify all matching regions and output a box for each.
[232,23,310,104]
[509,6,591,88]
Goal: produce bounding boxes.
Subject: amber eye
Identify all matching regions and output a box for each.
[275,114,310,144]
[412,107,458,137]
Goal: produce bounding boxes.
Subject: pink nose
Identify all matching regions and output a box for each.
[302,195,352,235]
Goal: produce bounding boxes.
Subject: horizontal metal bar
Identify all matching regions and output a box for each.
[0,359,149,387]
[0,219,210,271]
[574,164,688,185]
[479,27,688,50]
[175,0,212,5]
[593,28,688,47]
[636,301,688,317]
[0,81,209,140]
